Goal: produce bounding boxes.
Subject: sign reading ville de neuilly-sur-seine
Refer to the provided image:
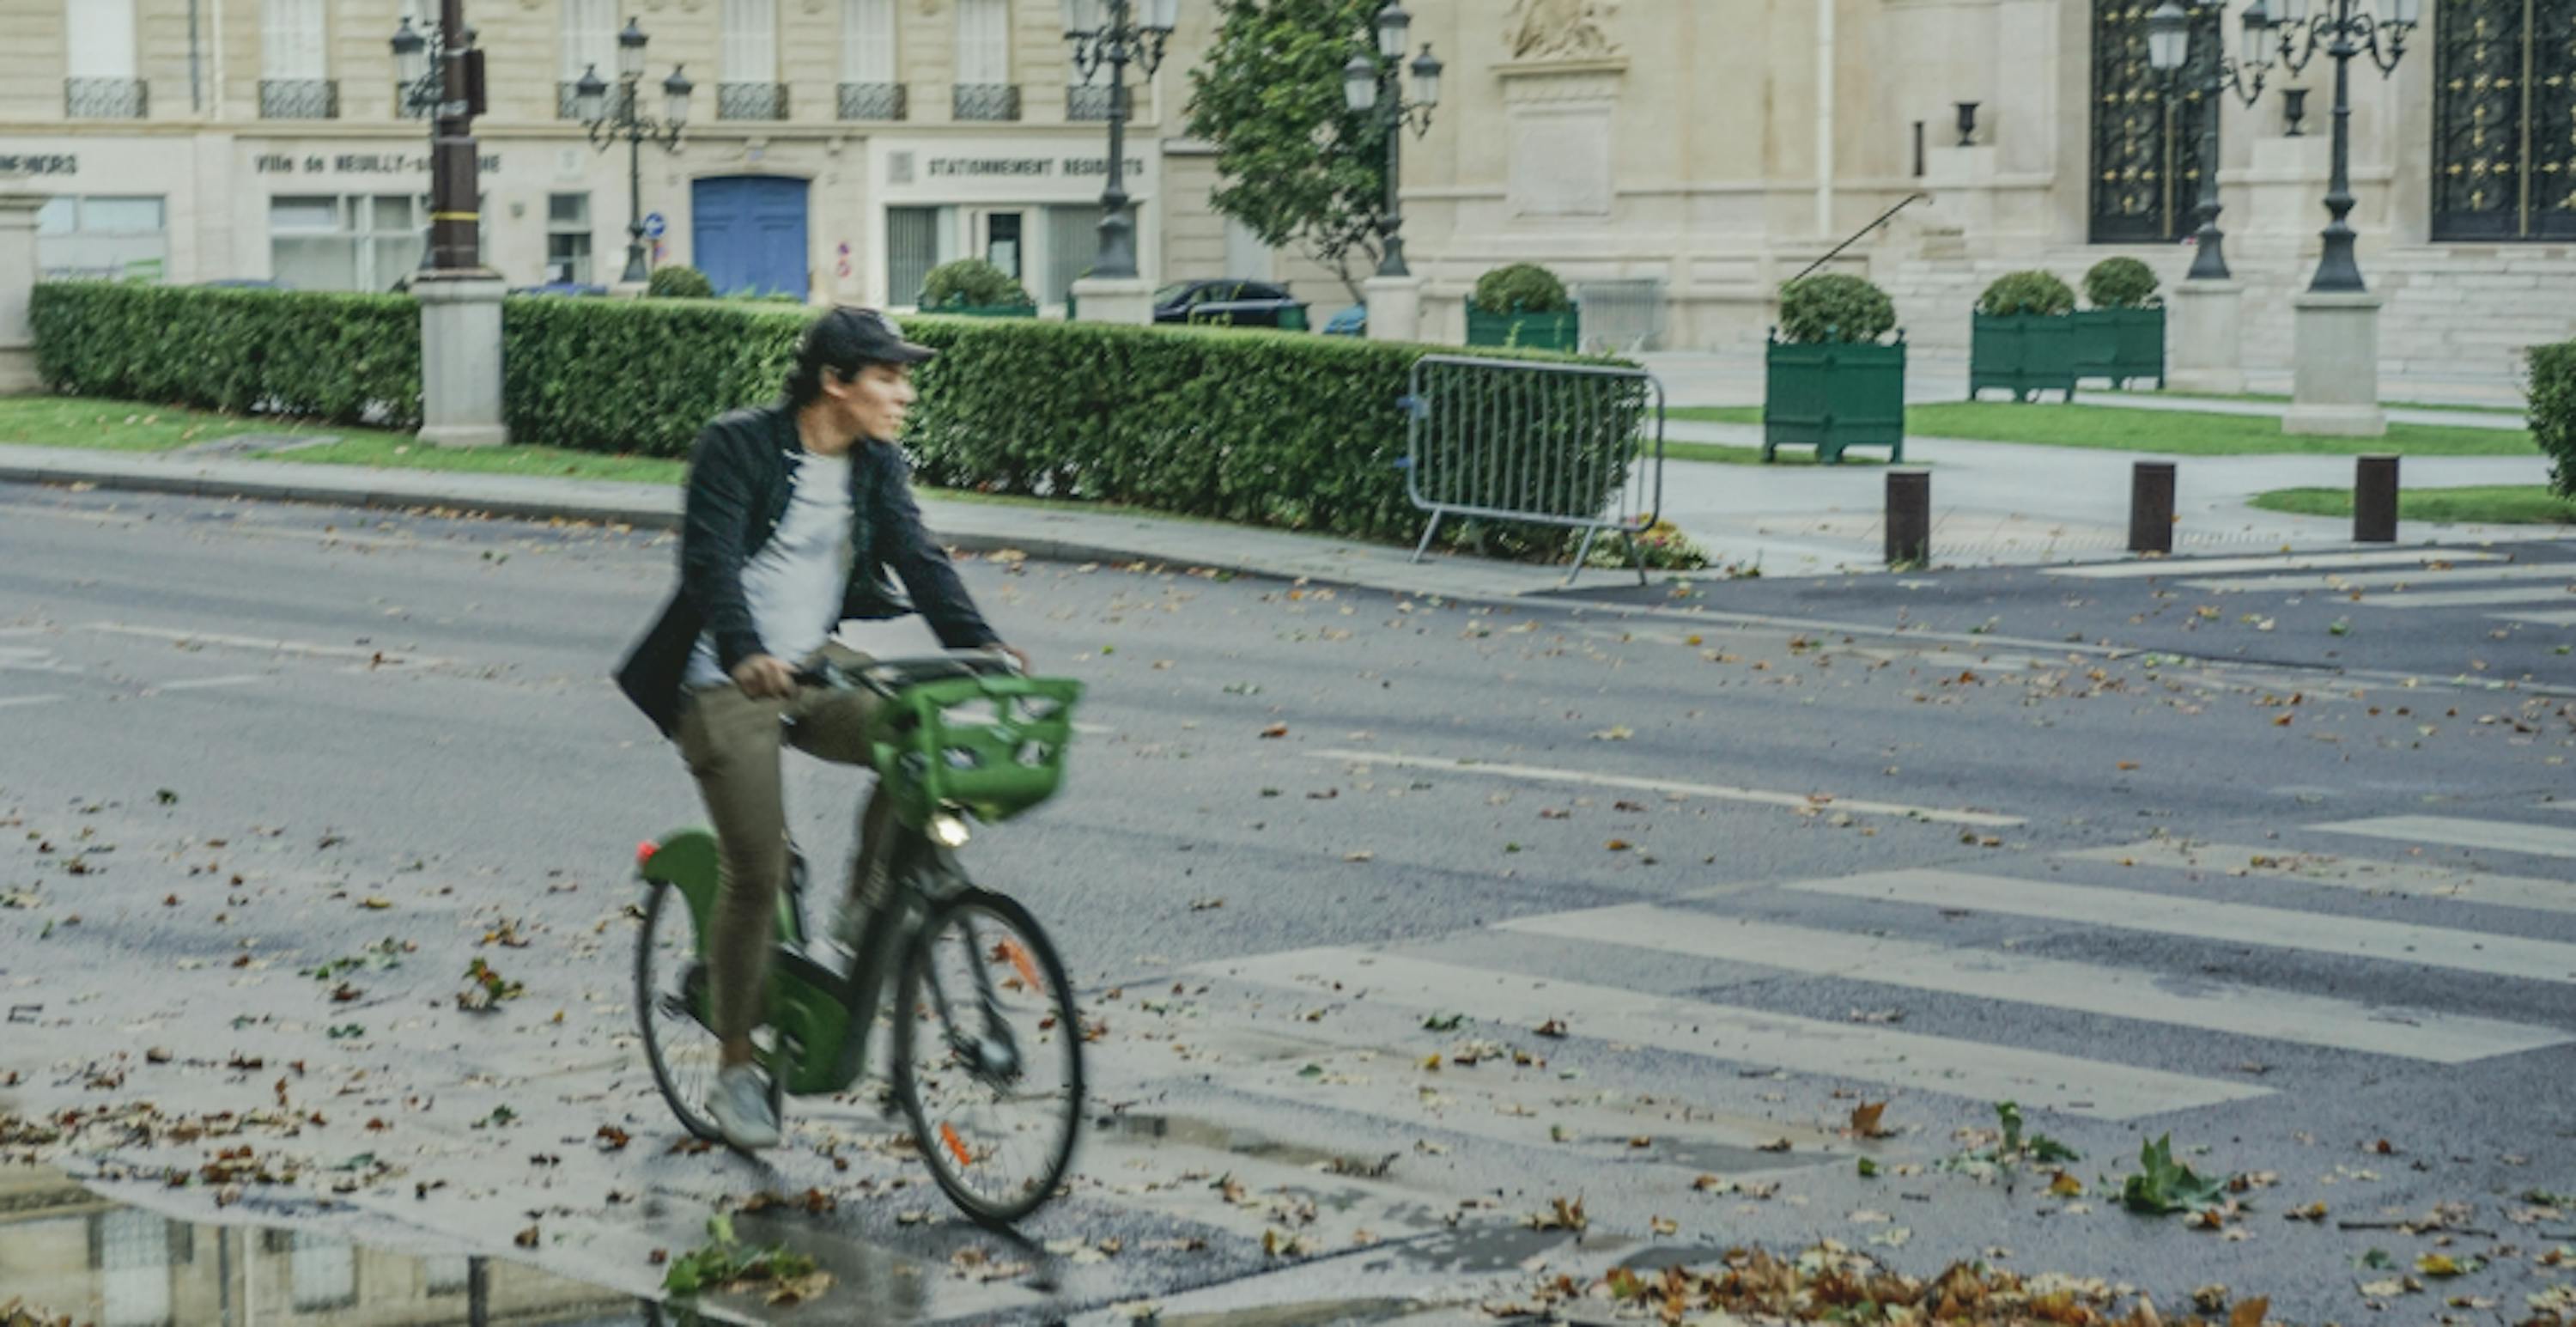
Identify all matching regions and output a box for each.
[255,152,504,175]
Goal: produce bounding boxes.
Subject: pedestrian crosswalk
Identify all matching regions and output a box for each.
[1176,810,2576,1144]
[2046,545,2576,627]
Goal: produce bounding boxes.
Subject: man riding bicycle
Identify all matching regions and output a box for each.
[616,307,1026,1151]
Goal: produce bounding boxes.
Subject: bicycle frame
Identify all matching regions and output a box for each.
[636,822,961,1097]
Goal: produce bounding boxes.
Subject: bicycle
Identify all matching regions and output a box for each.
[631,652,1086,1227]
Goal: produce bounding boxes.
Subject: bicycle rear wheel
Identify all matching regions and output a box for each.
[635,880,780,1141]
[890,886,1083,1226]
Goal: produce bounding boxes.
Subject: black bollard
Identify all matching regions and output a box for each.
[2354,453,2399,544]
[2129,460,2176,555]
[1886,471,1930,566]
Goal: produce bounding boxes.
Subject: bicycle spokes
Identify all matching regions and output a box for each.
[896,893,1079,1222]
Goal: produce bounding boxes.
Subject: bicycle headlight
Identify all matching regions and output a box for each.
[930,812,973,849]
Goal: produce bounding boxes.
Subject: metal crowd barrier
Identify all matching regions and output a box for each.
[1574,279,1668,355]
[1400,355,1667,587]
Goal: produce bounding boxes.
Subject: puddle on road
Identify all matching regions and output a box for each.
[0,1164,724,1327]
[1097,1111,1389,1175]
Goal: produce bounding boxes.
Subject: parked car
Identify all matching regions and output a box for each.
[510,281,611,297]
[1322,304,1367,338]
[1151,279,1308,330]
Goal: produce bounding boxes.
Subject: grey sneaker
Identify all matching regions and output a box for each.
[705,1064,781,1151]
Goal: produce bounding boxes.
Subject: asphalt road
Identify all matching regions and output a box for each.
[3,483,2573,1326]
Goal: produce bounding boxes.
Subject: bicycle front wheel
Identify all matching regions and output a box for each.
[891,886,1083,1227]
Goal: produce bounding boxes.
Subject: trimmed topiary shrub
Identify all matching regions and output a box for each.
[29,282,421,428]
[919,259,1034,309]
[1471,263,1571,316]
[2530,340,2576,499]
[646,265,714,299]
[1777,274,1899,345]
[2083,257,2160,310]
[1978,271,2077,317]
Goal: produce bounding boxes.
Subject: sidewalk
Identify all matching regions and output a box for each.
[1636,350,2530,412]
[0,442,1571,600]
[3,438,2566,595]
[1649,420,2566,576]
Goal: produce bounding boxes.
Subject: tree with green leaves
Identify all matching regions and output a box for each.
[1185,0,1388,303]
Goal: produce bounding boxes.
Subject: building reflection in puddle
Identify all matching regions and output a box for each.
[0,1165,685,1326]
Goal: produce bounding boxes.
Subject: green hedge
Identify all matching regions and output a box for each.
[2532,340,2576,499]
[30,282,421,428]
[33,281,1638,555]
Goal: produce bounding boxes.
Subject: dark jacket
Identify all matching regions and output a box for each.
[616,402,999,736]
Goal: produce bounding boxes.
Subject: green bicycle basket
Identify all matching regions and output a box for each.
[866,674,1084,825]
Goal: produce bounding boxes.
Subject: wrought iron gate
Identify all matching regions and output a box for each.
[2090,0,2220,243]
[2432,0,2576,240]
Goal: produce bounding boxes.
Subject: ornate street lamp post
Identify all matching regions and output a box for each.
[1062,0,1176,281]
[576,21,691,286]
[2146,0,2273,282]
[390,5,486,271]
[1340,3,1442,279]
[2271,0,2420,292]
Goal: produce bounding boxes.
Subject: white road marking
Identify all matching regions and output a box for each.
[2180,563,2576,593]
[0,695,65,709]
[2494,610,2576,627]
[1304,749,2026,829]
[2065,839,2576,916]
[1494,905,2568,1063]
[2048,550,2508,580]
[2312,815,2576,861]
[1197,947,2268,1119]
[82,622,453,668]
[2351,586,2576,609]
[145,674,269,692]
[1787,869,2576,984]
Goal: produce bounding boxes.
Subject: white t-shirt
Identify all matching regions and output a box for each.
[684,447,854,689]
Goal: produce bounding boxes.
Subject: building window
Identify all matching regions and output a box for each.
[424,1254,472,1295]
[260,0,336,119]
[270,195,426,292]
[289,1233,356,1312]
[559,0,619,119]
[954,0,1017,121]
[839,0,904,120]
[886,205,944,307]
[1066,84,1130,121]
[720,0,787,120]
[90,1210,179,1327]
[65,0,147,119]
[37,195,167,282]
[547,193,593,285]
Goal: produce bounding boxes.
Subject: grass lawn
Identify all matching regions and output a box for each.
[2099,388,2526,417]
[0,395,379,452]
[0,394,1232,528]
[260,434,690,485]
[1665,400,2531,457]
[2251,484,2576,525]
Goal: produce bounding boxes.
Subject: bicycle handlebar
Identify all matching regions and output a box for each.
[791,650,1024,698]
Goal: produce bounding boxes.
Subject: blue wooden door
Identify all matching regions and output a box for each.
[690,176,810,295]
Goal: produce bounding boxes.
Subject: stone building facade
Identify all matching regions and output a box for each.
[0,0,1269,312]
[5,0,2569,388]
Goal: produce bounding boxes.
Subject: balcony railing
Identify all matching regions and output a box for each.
[259,77,339,120]
[1066,84,1132,122]
[837,82,908,121]
[953,82,1021,122]
[65,77,148,119]
[717,82,789,121]
[556,81,635,121]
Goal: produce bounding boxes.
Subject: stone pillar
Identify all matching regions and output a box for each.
[2284,291,2387,437]
[1070,275,1154,326]
[1364,274,1425,344]
[415,271,509,448]
[2167,279,2247,395]
[0,181,46,395]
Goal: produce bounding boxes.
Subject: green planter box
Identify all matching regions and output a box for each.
[2069,307,2166,390]
[1764,336,1908,465]
[1969,311,2080,402]
[1465,307,1580,351]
